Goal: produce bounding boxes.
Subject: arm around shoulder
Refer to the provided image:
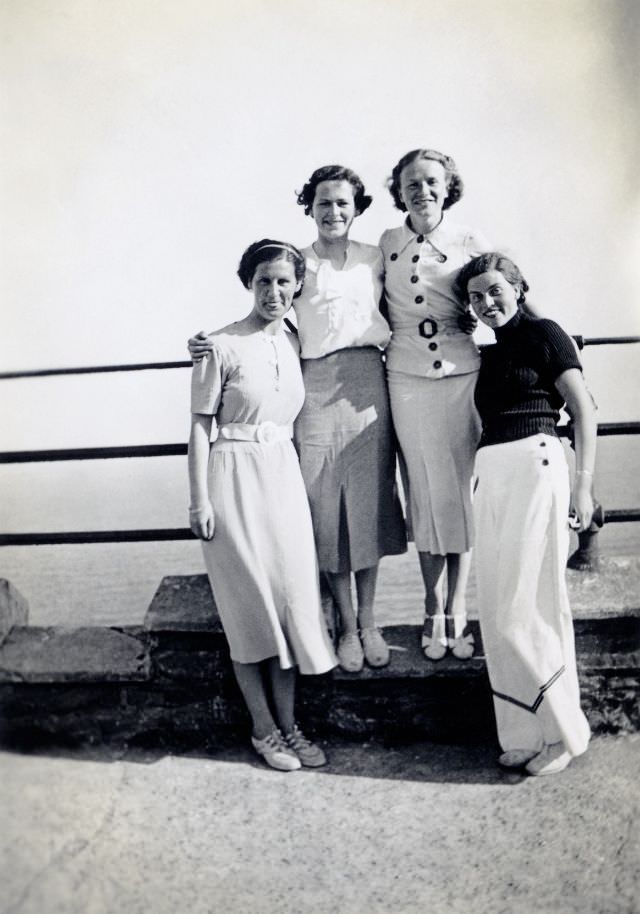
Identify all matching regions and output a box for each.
[188,330,216,360]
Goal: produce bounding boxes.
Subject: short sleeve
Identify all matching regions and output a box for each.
[378,229,392,257]
[538,320,583,381]
[373,246,385,283]
[464,228,493,259]
[190,342,225,416]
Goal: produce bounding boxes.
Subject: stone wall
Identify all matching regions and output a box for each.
[0,574,638,751]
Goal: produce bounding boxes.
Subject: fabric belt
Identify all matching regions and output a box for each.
[217,421,293,444]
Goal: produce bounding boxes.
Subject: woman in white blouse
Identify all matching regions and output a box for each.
[190,166,406,673]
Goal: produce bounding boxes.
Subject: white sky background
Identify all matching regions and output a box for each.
[1,0,639,456]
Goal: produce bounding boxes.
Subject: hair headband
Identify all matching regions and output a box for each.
[250,242,301,258]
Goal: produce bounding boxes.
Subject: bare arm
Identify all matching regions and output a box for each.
[188,412,215,539]
[555,368,597,532]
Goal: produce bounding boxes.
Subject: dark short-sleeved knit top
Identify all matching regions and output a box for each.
[475,310,582,449]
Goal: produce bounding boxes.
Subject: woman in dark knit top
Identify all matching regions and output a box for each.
[456,253,596,776]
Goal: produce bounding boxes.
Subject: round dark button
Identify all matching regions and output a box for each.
[436,254,447,263]
[415,295,424,304]
[542,459,549,466]
[417,235,424,243]
[429,342,438,351]
[390,253,398,261]
[433,360,442,369]
[410,275,418,284]
[539,441,546,447]
[412,255,419,263]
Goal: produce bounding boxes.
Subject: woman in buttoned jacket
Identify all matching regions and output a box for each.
[380,147,492,661]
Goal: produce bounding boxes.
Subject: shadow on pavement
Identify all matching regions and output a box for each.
[0,734,529,786]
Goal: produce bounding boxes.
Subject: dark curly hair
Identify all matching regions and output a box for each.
[454,252,530,307]
[387,148,464,212]
[296,164,373,216]
[237,239,306,297]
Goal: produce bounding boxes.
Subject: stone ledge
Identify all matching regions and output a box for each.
[0,626,150,682]
[0,578,28,647]
[566,556,640,617]
[0,616,637,684]
[145,575,224,633]
[0,571,637,746]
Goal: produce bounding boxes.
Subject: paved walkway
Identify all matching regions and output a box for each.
[1,734,638,914]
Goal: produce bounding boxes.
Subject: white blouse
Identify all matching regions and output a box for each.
[294,241,391,359]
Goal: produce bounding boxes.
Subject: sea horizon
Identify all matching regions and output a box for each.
[1,434,638,628]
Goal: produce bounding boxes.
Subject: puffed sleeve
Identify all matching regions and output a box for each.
[464,228,493,259]
[191,341,225,416]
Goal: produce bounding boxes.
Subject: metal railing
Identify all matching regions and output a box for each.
[1,335,638,547]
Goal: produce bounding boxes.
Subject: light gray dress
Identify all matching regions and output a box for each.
[191,322,336,674]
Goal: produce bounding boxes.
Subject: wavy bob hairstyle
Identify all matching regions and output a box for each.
[237,239,306,297]
[296,164,373,216]
[387,148,464,212]
[454,252,530,308]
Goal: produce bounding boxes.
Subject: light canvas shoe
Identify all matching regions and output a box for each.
[337,633,364,672]
[525,742,573,776]
[283,724,327,767]
[361,628,390,668]
[251,729,301,771]
[498,749,540,769]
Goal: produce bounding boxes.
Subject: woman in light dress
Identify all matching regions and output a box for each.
[190,166,406,674]
[380,148,492,661]
[188,239,336,771]
[456,252,595,775]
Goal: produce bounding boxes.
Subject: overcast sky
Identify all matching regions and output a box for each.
[1,0,638,455]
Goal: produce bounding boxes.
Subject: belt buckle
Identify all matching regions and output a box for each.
[256,421,278,444]
[419,318,438,339]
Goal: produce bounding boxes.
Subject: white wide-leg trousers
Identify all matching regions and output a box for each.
[473,434,591,757]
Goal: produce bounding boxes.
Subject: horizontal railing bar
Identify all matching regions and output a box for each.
[0,529,196,546]
[556,422,640,439]
[604,509,640,524]
[0,361,192,380]
[1,510,639,547]
[1,423,638,465]
[592,422,640,437]
[1,335,638,381]
[0,444,187,464]
[582,336,640,346]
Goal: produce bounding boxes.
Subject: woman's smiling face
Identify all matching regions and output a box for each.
[466,269,520,329]
[398,158,448,224]
[250,258,301,324]
[311,179,357,242]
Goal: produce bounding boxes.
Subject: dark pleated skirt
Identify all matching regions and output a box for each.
[295,347,406,573]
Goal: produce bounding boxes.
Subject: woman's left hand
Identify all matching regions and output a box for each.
[571,481,594,532]
[189,503,215,540]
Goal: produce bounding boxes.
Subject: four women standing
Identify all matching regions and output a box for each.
[187,153,595,776]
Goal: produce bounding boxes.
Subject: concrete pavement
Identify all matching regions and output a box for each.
[1,734,638,914]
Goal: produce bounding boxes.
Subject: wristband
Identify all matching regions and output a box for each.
[189,504,210,516]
